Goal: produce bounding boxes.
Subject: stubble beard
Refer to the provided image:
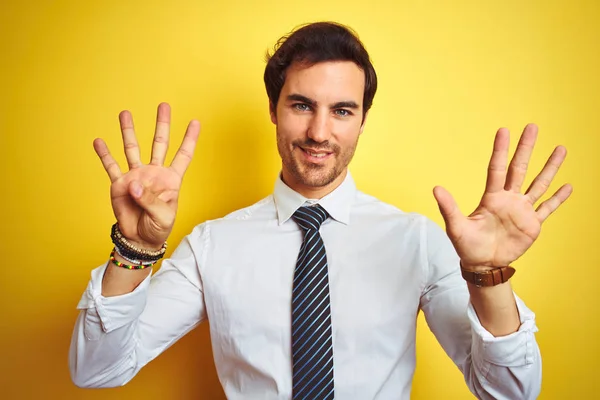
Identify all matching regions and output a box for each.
[277,132,359,189]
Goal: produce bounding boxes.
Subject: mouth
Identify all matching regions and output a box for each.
[298,147,333,163]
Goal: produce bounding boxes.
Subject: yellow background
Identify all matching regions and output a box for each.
[1,0,598,398]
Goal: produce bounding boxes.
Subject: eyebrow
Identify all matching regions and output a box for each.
[286,94,360,109]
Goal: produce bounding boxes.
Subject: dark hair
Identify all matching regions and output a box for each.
[264,22,377,119]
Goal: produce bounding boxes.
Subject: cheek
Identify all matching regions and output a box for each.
[277,114,308,142]
[332,121,362,146]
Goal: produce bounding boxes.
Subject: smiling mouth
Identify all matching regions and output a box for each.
[305,150,328,158]
[299,147,333,158]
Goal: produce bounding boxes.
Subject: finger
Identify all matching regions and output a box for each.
[433,186,464,229]
[525,145,568,204]
[93,138,122,182]
[129,180,173,227]
[119,110,142,169]
[505,123,538,192]
[536,183,573,222]
[150,102,171,166]
[170,119,201,177]
[484,128,510,194]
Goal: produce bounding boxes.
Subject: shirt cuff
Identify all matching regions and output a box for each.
[76,262,151,333]
[468,293,539,367]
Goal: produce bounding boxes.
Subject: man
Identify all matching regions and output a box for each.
[69,22,572,399]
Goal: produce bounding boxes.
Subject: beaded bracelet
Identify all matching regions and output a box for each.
[111,223,167,256]
[114,246,155,266]
[114,243,161,262]
[111,223,167,261]
[110,249,156,270]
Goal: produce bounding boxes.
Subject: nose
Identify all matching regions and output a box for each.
[307,111,331,143]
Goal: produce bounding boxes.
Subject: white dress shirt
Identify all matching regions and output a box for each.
[69,172,541,399]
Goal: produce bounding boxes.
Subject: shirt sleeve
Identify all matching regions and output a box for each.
[69,223,209,388]
[419,217,542,400]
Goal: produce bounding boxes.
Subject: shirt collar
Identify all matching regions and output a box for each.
[273,170,356,226]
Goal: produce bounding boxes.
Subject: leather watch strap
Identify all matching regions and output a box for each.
[460,265,516,287]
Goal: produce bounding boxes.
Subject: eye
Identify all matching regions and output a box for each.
[293,103,311,112]
[334,109,352,117]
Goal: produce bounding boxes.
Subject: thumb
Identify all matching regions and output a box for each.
[129,180,171,223]
[432,186,463,229]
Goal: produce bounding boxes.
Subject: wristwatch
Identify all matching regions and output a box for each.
[460,265,516,287]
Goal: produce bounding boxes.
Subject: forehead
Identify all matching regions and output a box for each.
[281,61,365,103]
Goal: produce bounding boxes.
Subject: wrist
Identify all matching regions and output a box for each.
[460,263,496,272]
[113,223,166,251]
[125,238,164,252]
[111,223,168,262]
[460,261,516,287]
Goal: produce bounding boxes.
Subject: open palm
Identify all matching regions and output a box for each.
[94,103,200,249]
[434,124,572,269]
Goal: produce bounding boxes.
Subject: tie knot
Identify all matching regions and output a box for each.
[292,205,329,231]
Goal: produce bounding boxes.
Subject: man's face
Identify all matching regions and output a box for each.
[271,61,367,197]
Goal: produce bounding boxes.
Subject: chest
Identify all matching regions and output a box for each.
[201,226,423,341]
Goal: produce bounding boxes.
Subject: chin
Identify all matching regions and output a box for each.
[296,166,339,188]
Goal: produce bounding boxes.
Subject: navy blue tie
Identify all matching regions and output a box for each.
[291,205,334,400]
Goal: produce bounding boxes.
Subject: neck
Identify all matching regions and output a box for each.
[282,169,348,199]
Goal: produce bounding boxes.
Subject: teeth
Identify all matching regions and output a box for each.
[307,151,327,158]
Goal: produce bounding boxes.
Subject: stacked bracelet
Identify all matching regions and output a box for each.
[110,249,155,270]
[110,223,167,262]
[114,246,155,266]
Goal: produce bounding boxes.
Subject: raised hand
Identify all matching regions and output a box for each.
[94,103,200,250]
[433,123,572,269]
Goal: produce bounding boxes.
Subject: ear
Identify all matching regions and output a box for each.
[359,110,370,134]
[269,101,277,125]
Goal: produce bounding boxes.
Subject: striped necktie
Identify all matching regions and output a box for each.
[291,205,335,400]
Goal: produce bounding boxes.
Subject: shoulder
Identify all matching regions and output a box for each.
[353,190,427,227]
[220,195,276,222]
[189,195,276,236]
